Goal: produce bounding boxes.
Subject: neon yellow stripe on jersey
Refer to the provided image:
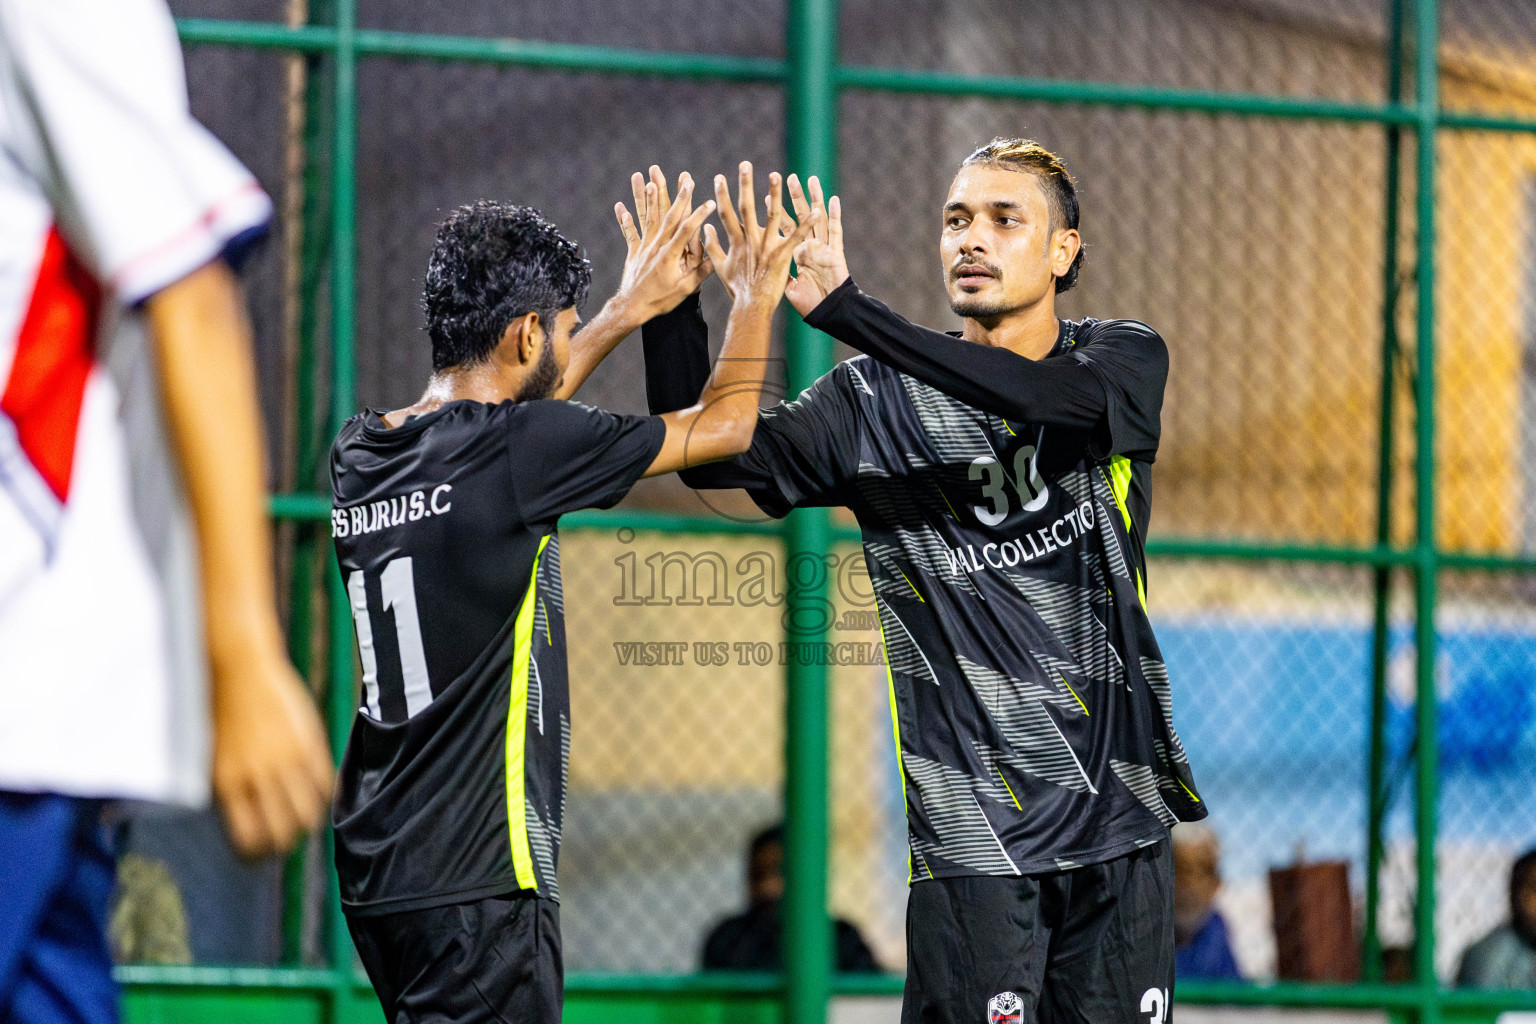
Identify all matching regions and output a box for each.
[1104,457,1148,612]
[935,483,961,522]
[506,534,551,892]
[874,603,913,883]
[896,566,925,603]
[998,768,1023,811]
[1058,674,1089,717]
[1107,455,1134,532]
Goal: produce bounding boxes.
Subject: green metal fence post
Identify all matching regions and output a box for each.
[1411,0,1440,1018]
[325,0,359,1017]
[783,1,840,1023]
[1363,0,1407,983]
[279,0,339,967]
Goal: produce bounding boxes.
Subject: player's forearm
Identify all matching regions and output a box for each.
[806,279,1106,428]
[148,264,333,859]
[551,295,644,401]
[144,261,285,672]
[640,293,765,487]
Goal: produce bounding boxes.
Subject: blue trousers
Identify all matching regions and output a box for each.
[0,793,118,1024]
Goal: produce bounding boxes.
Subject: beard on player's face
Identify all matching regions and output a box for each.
[947,266,1057,320]
[514,336,562,402]
[947,252,1005,318]
[945,241,1056,321]
[948,271,1053,320]
[950,293,1019,319]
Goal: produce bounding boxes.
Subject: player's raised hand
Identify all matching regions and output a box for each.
[629,165,712,290]
[783,173,850,317]
[613,166,716,321]
[702,162,818,311]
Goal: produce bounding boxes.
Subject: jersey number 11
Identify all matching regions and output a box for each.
[347,557,433,720]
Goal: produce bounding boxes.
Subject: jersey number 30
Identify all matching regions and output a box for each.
[969,446,1048,526]
[347,557,433,720]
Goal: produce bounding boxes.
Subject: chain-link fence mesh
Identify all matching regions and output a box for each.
[359,0,785,57]
[1426,572,1536,979]
[843,96,1399,547]
[1437,126,1536,555]
[1143,562,1378,979]
[120,0,1536,996]
[1442,0,1536,118]
[352,63,786,419]
[840,0,1387,103]
[558,529,786,972]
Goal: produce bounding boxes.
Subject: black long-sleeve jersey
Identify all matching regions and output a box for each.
[643,283,1205,880]
[329,399,664,916]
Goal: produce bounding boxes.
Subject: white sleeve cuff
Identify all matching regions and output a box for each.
[110,181,272,305]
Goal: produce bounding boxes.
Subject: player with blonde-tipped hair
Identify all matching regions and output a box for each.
[643,139,1206,1024]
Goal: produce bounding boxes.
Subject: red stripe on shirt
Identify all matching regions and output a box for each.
[1,226,102,502]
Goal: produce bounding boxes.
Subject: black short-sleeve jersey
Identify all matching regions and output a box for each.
[329,399,664,916]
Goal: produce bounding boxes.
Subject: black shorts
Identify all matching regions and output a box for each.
[347,891,561,1024]
[903,839,1175,1024]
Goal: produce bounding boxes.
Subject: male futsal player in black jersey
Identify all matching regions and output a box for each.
[329,165,813,1023]
[642,140,1206,1024]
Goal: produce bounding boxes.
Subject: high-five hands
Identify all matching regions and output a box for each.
[635,163,820,479]
[627,166,713,295]
[611,161,822,318]
[784,173,850,317]
[613,167,717,321]
[702,161,819,311]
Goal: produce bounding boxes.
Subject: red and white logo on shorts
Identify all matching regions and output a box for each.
[987,991,1023,1024]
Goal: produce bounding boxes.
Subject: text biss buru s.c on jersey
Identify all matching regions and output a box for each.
[332,485,453,537]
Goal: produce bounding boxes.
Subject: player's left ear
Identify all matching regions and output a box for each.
[1051,228,1081,280]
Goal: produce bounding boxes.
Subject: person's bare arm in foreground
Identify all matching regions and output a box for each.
[145,261,334,858]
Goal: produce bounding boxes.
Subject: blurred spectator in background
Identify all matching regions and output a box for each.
[0,1,332,1021]
[702,825,881,973]
[1457,848,1536,988]
[1172,822,1243,981]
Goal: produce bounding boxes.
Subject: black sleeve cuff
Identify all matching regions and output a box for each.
[589,415,670,510]
[802,277,861,332]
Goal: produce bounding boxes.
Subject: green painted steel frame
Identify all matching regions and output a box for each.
[157,2,1536,1022]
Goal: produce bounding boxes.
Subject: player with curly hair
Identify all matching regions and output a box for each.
[330,165,814,1023]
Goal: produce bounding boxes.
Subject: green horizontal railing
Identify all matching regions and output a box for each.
[176,18,784,79]
[268,491,332,522]
[117,964,1536,1012]
[117,964,1536,1004]
[273,495,1536,573]
[176,17,1536,132]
